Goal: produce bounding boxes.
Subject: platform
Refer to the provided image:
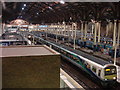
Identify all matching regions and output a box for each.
[60,68,84,89]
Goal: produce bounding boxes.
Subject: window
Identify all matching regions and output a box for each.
[98,70,101,76]
[87,64,90,69]
[92,66,96,73]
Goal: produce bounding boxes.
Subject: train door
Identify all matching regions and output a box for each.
[98,70,101,76]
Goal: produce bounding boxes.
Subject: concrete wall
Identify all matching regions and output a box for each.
[2,55,60,88]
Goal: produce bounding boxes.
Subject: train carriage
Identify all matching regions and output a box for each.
[36,36,117,86]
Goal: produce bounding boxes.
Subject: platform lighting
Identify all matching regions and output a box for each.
[22,8,24,10]
[24,4,26,7]
[60,0,65,4]
[49,6,53,10]
[91,19,95,23]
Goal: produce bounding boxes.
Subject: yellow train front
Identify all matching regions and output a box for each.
[101,65,117,86]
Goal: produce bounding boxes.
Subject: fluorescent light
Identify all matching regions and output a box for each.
[49,6,52,10]
[22,8,24,10]
[60,0,65,4]
[24,4,26,7]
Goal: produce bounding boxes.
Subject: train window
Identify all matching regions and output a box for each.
[92,66,96,73]
[67,53,71,58]
[60,50,63,53]
[63,51,67,55]
[70,55,74,60]
[98,70,101,76]
[84,62,87,67]
[76,59,80,63]
[74,56,79,62]
[79,58,82,62]
[87,64,90,69]
[81,60,84,64]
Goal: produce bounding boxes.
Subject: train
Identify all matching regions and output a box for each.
[0,39,28,46]
[0,32,28,46]
[30,33,117,87]
[35,31,120,58]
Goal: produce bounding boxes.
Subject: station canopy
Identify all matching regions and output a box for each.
[2,2,120,24]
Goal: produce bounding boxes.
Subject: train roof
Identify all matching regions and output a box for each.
[28,32,114,67]
[49,40,113,66]
[0,39,19,42]
[2,32,24,41]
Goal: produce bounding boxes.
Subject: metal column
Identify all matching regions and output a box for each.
[73,23,77,50]
[81,22,84,41]
[94,22,97,45]
[113,20,117,47]
[84,22,87,41]
[106,24,109,36]
[91,24,94,34]
[98,22,101,43]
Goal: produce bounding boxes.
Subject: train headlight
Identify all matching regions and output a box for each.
[113,77,116,79]
[105,79,107,80]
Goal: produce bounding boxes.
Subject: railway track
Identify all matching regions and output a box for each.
[61,57,101,90]
[61,58,120,90]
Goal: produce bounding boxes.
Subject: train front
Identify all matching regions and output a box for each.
[103,64,117,86]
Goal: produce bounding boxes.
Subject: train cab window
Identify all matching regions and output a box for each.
[98,70,101,76]
[92,66,96,73]
[105,66,117,76]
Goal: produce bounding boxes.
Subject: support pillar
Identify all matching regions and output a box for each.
[117,21,120,46]
[91,24,94,34]
[113,20,117,48]
[93,22,97,52]
[106,24,109,36]
[84,22,87,41]
[72,23,74,39]
[84,22,87,48]
[81,22,84,41]
[98,22,101,43]
[73,23,77,50]
[64,22,66,36]
[56,25,58,43]
[97,22,101,51]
